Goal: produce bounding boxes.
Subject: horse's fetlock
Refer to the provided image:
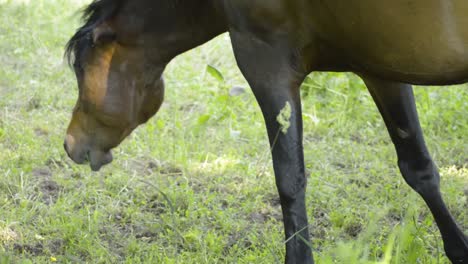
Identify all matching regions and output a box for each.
[445,249,468,264]
[444,235,468,263]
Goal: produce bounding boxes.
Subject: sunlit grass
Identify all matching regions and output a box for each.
[0,0,466,263]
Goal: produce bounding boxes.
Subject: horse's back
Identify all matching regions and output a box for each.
[308,0,468,84]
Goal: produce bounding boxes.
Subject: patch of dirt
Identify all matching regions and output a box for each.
[69,172,83,179]
[240,194,283,223]
[26,97,41,111]
[188,179,204,193]
[344,221,363,238]
[13,243,44,256]
[144,195,167,214]
[32,167,62,205]
[310,208,331,240]
[33,127,48,137]
[111,212,162,241]
[386,209,402,225]
[158,163,183,176]
[45,158,70,169]
[112,212,132,230]
[178,103,204,114]
[348,178,370,188]
[350,134,363,143]
[249,212,267,223]
[47,238,64,255]
[333,162,347,169]
[39,180,61,205]
[98,226,125,249]
[126,158,183,177]
[32,167,52,178]
[313,208,329,223]
[220,199,229,210]
[248,207,282,224]
[187,173,241,195]
[303,133,324,144]
[417,210,429,223]
[135,230,159,242]
[147,160,160,170]
[223,228,254,255]
[98,217,160,259]
[208,185,231,194]
[264,194,281,207]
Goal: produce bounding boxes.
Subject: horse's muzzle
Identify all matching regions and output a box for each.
[64,136,113,171]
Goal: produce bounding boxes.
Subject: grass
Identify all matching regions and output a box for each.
[0,0,466,263]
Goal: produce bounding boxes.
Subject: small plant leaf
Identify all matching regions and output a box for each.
[206,64,224,82]
[197,114,211,125]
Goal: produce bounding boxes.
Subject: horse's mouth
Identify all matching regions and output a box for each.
[64,141,113,171]
[89,150,113,171]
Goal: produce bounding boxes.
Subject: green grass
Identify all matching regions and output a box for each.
[0,1,466,263]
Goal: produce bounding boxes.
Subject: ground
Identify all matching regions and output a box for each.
[0,0,467,263]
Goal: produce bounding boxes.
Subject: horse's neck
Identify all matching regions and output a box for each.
[181,0,227,43]
[162,0,228,60]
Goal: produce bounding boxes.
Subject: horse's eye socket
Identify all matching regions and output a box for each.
[94,34,116,46]
[92,22,116,46]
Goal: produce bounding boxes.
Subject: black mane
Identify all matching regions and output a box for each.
[65,0,124,69]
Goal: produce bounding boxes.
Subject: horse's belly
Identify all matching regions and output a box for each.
[311,0,468,84]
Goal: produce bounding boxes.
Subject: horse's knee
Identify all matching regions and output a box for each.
[398,158,440,194]
[276,173,307,203]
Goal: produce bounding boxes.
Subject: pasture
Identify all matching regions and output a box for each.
[0,0,467,263]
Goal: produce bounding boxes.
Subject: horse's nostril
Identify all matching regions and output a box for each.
[84,151,90,162]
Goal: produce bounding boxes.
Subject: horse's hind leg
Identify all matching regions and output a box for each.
[361,75,468,263]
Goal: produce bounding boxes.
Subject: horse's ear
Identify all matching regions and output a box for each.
[92,22,116,45]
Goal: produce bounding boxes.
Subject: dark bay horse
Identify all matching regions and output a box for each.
[64,0,468,263]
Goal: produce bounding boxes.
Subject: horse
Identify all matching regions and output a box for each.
[63,0,468,263]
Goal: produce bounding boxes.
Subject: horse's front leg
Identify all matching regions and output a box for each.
[361,75,468,263]
[230,32,313,264]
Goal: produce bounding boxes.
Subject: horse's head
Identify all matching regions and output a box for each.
[64,0,226,171]
[64,21,165,171]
